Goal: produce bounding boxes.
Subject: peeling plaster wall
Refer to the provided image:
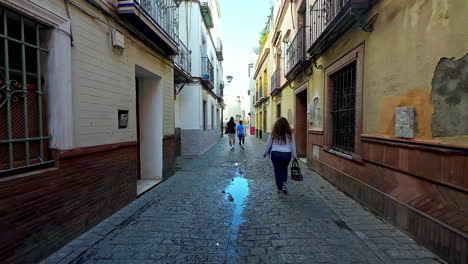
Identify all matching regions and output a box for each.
[431,55,468,137]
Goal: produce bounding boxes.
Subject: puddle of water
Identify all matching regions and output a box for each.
[225,174,249,227]
[224,168,249,260]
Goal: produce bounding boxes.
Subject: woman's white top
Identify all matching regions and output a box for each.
[264,135,297,158]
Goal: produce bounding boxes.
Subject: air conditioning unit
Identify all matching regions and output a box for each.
[112,28,125,49]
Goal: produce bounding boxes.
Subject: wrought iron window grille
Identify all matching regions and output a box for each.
[0,6,53,175]
[330,62,356,154]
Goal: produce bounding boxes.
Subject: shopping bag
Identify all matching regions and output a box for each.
[290,158,303,181]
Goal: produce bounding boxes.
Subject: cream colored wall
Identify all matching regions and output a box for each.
[308,0,468,142]
[274,1,295,128]
[66,1,174,148]
[281,86,295,128]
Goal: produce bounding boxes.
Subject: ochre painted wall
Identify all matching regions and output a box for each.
[307,0,468,143]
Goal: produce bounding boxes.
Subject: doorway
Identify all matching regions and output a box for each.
[295,89,307,158]
[135,66,163,195]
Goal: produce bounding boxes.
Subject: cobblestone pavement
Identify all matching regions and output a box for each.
[43,137,443,264]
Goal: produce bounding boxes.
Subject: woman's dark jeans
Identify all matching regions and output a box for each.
[270,151,292,191]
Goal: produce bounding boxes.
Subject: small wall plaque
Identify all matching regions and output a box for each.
[118,110,129,129]
[313,145,320,159]
[395,107,414,139]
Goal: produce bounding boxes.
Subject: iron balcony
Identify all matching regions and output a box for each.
[117,0,180,55]
[285,26,306,79]
[270,69,281,96]
[201,57,214,89]
[308,0,373,55]
[174,39,192,83]
[200,0,214,29]
[216,38,224,61]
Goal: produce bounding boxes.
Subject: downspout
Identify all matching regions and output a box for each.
[290,0,295,29]
[64,0,75,45]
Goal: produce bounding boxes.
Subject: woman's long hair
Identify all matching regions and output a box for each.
[271,117,292,144]
[229,117,234,123]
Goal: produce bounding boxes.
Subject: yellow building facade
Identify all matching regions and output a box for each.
[253,28,273,139]
[258,0,468,262]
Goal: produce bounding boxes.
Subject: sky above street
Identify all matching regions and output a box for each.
[219,0,271,109]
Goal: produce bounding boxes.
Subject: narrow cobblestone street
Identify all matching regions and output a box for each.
[44,137,442,264]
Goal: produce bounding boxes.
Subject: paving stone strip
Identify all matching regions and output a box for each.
[42,138,443,264]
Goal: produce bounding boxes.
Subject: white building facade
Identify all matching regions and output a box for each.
[175,0,224,155]
[248,48,259,135]
[0,0,182,262]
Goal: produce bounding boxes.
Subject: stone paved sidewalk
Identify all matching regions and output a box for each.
[42,137,443,264]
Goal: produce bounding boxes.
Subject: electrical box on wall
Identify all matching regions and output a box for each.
[118,110,129,129]
[112,28,125,49]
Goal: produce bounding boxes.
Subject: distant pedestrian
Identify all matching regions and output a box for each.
[226,117,237,151]
[263,117,297,197]
[237,120,246,150]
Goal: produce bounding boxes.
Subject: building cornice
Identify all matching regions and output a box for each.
[272,0,290,39]
[253,48,271,80]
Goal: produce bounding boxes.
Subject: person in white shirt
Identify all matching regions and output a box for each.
[263,117,297,197]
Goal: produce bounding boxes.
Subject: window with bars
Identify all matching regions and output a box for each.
[0,6,51,174]
[331,62,356,154]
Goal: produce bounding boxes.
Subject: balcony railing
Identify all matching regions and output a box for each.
[201,57,214,87]
[216,38,223,61]
[137,0,179,40]
[270,69,281,94]
[200,0,214,29]
[117,0,180,54]
[175,40,191,75]
[308,0,372,55]
[219,81,224,97]
[285,26,305,77]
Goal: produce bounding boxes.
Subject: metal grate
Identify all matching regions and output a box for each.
[331,62,356,153]
[0,6,51,174]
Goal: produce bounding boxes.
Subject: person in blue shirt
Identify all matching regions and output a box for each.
[237,121,246,150]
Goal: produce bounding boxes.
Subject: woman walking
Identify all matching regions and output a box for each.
[226,117,237,151]
[263,117,297,197]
